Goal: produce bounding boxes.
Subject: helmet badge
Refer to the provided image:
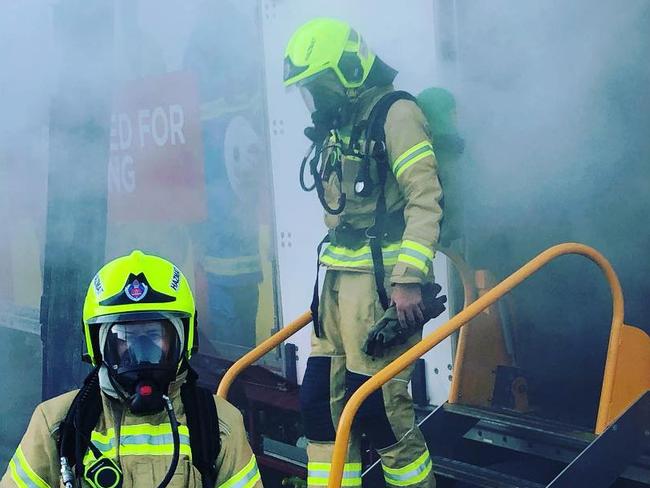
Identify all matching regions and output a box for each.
[125,279,148,302]
[99,272,175,307]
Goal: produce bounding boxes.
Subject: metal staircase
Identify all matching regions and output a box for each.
[217,243,650,488]
[362,393,650,487]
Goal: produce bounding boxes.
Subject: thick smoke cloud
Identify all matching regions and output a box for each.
[0,0,648,472]
[452,0,649,324]
[448,0,650,425]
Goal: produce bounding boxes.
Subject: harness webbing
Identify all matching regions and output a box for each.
[362,90,417,310]
[309,91,417,330]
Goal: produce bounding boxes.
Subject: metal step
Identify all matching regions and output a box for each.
[436,403,595,467]
[364,401,649,486]
[438,402,650,485]
[432,456,546,488]
[443,404,595,447]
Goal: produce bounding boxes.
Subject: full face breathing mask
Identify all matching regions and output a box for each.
[102,319,182,414]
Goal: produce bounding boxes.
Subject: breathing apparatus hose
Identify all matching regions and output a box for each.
[299,143,317,192]
[299,139,346,215]
[58,370,180,488]
[157,395,180,488]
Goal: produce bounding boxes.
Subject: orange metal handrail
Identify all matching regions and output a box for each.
[435,245,478,404]
[435,244,477,308]
[216,248,475,400]
[216,310,312,399]
[327,243,624,488]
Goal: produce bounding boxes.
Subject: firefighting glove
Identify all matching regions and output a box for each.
[363,283,447,358]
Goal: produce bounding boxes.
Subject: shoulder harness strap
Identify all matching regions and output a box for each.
[58,366,103,481]
[59,367,222,488]
[364,90,417,309]
[181,367,221,488]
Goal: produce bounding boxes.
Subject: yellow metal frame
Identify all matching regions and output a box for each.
[600,323,650,432]
[215,242,633,488]
[327,243,625,488]
[448,267,516,408]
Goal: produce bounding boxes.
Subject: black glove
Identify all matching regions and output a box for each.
[422,282,448,321]
[363,282,447,358]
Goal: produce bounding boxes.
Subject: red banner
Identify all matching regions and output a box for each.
[107,71,206,222]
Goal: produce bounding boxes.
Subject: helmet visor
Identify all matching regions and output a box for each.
[104,320,181,371]
[299,86,316,113]
[297,72,347,115]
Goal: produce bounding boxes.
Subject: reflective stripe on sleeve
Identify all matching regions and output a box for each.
[320,243,401,268]
[382,450,433,487]
[397,240,434,275]
[392,141,435,179]
[307,462,362,487]
[218,454,261,488]
[9,446,51,488]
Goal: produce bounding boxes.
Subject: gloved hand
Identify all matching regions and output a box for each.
[363,282,447,358]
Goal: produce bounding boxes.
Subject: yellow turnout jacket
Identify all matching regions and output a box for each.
[1,380,262,488]
[320,85,443,285]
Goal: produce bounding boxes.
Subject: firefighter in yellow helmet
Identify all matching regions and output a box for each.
[0,250,262,488]
[285,18,443,488]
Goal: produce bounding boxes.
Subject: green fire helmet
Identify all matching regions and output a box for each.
[82,250,197,366]
[417,87,459,137]
[283,18,376,89]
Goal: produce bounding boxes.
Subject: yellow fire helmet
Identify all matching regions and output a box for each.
[82,250,197,366]
[284,18,376,89]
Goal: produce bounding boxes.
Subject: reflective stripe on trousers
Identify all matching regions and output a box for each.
[382,450,433,487]
[307,462,362,487]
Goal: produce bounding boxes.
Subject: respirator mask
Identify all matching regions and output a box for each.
[296,70,352,143]
[102,319,182,414]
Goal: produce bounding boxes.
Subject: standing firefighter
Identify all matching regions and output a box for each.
[1,251,262,488]
[284,18,445,488]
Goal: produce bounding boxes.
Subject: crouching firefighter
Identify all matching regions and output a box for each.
[0,250,262,488]
[284,18,446,488]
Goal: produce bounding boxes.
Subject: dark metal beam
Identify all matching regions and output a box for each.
[547,391,650,487]
[41,0,113,400]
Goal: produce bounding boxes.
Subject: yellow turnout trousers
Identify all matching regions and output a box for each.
[300,270,435,488]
